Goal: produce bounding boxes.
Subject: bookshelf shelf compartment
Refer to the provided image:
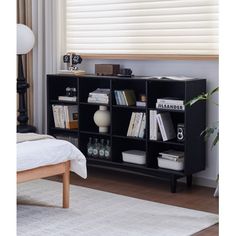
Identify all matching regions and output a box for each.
[47,74,206,193]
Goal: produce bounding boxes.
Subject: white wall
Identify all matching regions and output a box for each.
[80,59,219,187]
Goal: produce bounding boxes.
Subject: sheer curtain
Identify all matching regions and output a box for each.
[32,0,64,133]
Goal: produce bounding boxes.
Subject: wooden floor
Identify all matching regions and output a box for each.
[50,167,219,236]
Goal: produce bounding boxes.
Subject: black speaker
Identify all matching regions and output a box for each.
[177,123,185,142]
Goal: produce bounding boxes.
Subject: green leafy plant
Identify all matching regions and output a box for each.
[186,87,219,148]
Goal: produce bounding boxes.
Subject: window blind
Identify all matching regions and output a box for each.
[65,0,218,57]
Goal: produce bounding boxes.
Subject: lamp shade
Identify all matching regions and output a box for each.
[17,24,35,55]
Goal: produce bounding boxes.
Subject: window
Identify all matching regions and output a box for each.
[65,0,218,59]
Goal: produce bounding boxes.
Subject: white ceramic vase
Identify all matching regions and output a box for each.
[93,106,111,133]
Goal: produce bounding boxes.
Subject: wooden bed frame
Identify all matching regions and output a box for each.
[17,161,70,208]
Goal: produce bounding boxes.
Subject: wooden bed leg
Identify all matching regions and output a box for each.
[63,161,70,208]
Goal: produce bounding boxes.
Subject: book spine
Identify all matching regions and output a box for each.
[64,106,69,129]
[122,91,128,106]
[156,103,185,111]
[149,110,154,140]
[114,91,119,105]
[89,93,109,98]
[52,105,58,128]
[117,91,123,105]
[153,110,157,140]
[133,112,143,137]
[88,97,109,104]
[156,114,167,141]
[55,105,61,128]
[60,105,66,128]
[121,91,126,105]
[127,112,136,136]
[156,99,184,105]
[160,155,181,161]
[138,113,146,138]
[131,112,138,136]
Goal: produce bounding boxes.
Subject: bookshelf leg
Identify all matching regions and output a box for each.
[170,175,177,193]
[186,175,192,188]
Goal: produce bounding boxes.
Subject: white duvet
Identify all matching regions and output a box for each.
[17,139,87,179]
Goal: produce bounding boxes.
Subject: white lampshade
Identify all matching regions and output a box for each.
[17,24,35,55]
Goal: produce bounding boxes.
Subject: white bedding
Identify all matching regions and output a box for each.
[17,139,87,179]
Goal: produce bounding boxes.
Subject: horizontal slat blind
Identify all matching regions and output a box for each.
[65,0,218,56]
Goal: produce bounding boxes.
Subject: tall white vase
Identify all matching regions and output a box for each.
[93,106,111,133]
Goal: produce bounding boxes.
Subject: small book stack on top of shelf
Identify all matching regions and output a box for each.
[156,97,185,111]
[127,112,146,138]
[58,96,77,102]
[52,105,78,129]
[157,149,184,171]
[149,111,176,141]
[114,89,136,106]
[88,88,110,104]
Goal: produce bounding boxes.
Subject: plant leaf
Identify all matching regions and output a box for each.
[211,132,219,149]
[210,87,219,95]
[185,94,208,106]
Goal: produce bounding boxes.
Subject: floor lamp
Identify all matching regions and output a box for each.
[17,24,36,133]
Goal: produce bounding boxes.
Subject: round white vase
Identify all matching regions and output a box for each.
[93,106,111,133]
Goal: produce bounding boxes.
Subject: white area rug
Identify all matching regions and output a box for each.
[17,180,218,236]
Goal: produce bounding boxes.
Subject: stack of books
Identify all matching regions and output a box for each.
[58,96,77,102]
[88,88,110,104]
[52,105,78,129]
[127,112,146,138]
[114,89,136,106]
[136,101,146,107]
[158,149,184,161]
[157,149,184,171]
[156,97,185,111]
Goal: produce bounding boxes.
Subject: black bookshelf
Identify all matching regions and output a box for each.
[47,74,206,193]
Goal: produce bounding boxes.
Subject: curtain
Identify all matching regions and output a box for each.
[66,0,218,57]
[32,0,62,133]
[17,0,34,125]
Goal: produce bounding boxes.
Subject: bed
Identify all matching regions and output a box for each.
[17,133,87,208]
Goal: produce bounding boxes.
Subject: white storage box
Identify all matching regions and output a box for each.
[157,157,184,171]
[122,150,146,165]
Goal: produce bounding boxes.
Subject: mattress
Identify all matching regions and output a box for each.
[17,138,87,179]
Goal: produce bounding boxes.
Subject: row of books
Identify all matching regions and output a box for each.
[52,105,78,129]
[54,134,78,148]
[156,98,185,111]
[87,88,110,104]
[157,149,184,171]
[149,110,176,141]
[114,89,136,106]
[127,112,146,138]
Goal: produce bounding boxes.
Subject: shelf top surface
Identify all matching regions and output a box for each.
[47,74,206,82]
